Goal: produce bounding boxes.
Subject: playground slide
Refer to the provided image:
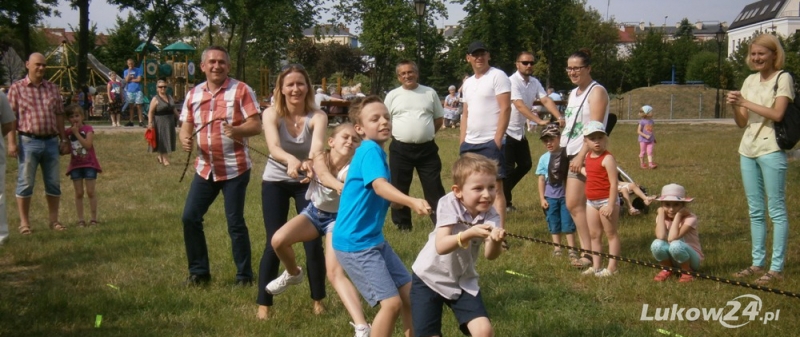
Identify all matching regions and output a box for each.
[87,53,119,82]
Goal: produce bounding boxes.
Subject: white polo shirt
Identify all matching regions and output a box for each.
[462,67,511,144]
[508,71,546,141]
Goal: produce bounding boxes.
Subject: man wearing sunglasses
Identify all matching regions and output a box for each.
[505,52,563,213]
[459,41,511,235]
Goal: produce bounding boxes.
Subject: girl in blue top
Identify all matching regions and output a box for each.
[332,96,431,337]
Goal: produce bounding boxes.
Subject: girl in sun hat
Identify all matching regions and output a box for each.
[637,105,657,169]
[650,183,703,283]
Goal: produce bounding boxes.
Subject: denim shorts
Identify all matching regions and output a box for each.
[125,90,144,104]
[587,197,620,210]
[69,167,99,180]
[545,197,575,235]
[410,273,488,336]
[16,136,61,197]
[300,203,336,236]
[459,140,506,178]
[334,241,411,307]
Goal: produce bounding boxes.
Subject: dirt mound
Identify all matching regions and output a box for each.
[611,84,728,120]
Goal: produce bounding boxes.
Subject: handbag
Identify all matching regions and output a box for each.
[772,71,800,150]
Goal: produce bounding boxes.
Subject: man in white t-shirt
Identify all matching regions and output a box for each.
[384,60,446,231]
[505,51,563,213]
[459,41,511,231]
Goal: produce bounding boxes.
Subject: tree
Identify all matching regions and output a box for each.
[0,0,60,57]
[626,27,670,87]
[101,14,145,74]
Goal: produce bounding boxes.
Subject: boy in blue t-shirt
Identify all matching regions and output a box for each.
[332,96,431,337]
[535,124,576,258]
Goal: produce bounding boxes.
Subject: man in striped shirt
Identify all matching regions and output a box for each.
[179,46,263,286]
[6,52,70,235]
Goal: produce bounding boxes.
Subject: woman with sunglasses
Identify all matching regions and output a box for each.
[560,48,610,270]
[147,79,179,166]
[257,64,328,319]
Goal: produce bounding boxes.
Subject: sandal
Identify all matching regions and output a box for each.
[640,163,647,169]
[76,220,86,228]
[649,163,658,169]
[552,249,562,257]
[49,221,67,231]
[571,255,592,269]
[654,270,673,282]
[89,220,98,227]
[19,225,32,235]
[755,272,783,285]
[733,266,763,278]
[628,207,641,216]
[678,273,694,283]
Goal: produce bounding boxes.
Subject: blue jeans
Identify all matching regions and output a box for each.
[181,170,253,280]
[16,136,61,197]
[740,152,788,272]
[651,239,701,271]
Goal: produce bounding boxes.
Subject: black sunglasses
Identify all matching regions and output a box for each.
[518,61,534,66]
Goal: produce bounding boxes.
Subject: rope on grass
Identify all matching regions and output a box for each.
[457,220,800,300]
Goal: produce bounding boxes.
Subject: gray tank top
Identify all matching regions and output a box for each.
[262,115,312,182]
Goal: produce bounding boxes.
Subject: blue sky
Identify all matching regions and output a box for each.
[45,0,756,34]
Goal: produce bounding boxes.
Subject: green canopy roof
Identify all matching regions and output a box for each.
[135,42,160,53]
[163,41,196,54]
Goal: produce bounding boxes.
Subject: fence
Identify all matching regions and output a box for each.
[610,91,731,120]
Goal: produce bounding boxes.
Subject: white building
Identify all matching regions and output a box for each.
[727,0,800,57]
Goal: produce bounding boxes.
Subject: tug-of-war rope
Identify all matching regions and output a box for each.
[454,220,800,300]
[178,119,799,300]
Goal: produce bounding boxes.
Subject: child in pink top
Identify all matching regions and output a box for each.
[65,104,102,227]
[650,184,703,282]
[637,105,657,169]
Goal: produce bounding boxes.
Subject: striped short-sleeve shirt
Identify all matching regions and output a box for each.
[180,78,261,181]
[7,76,64,135]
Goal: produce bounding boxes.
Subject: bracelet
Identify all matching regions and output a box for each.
[457,232,468,249]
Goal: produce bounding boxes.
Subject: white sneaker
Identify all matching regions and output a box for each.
[581,267,597,275]
[266,268,304,295]
[595,268,618,277]
[350,322,371,337]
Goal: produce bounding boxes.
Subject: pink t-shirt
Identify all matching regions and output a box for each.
[66,125,102,175]
[665,213,703,260]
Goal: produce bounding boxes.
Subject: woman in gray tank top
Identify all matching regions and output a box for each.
[256,64,330,320]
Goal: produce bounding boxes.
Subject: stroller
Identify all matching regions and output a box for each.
[617,166,652,217]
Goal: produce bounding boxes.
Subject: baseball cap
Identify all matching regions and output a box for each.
[582,120,606,136]
[467,41,488,55]
[539,124,561,139]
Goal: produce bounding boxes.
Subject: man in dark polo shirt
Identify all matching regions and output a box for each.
[7,52,70,234]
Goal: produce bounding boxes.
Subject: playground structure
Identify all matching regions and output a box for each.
[138,41,197,104]
[45,41,108,96]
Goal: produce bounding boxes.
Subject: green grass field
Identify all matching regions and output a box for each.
[1,122,798,337]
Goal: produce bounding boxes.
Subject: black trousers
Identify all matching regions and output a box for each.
[503,135,532,207]
[389,139,446,228]
[257,181,326,306]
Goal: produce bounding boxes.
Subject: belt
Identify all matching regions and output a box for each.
[19,132,58,140]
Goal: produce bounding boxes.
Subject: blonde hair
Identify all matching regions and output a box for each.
[452,153,498,187]
[747,34,785,71]
[273,65,315,118]
[348,96,384,129]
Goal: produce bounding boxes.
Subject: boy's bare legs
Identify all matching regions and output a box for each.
[600,205,620,272]
[586,206,603,271]
[324,235,369,326]
[466,317,494,337]
[551,234,561,253]
[372,295,402,337]
[398,282,413,337]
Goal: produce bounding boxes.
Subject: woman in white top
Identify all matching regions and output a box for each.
[560,48,610,269]
[727,34,792,285]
